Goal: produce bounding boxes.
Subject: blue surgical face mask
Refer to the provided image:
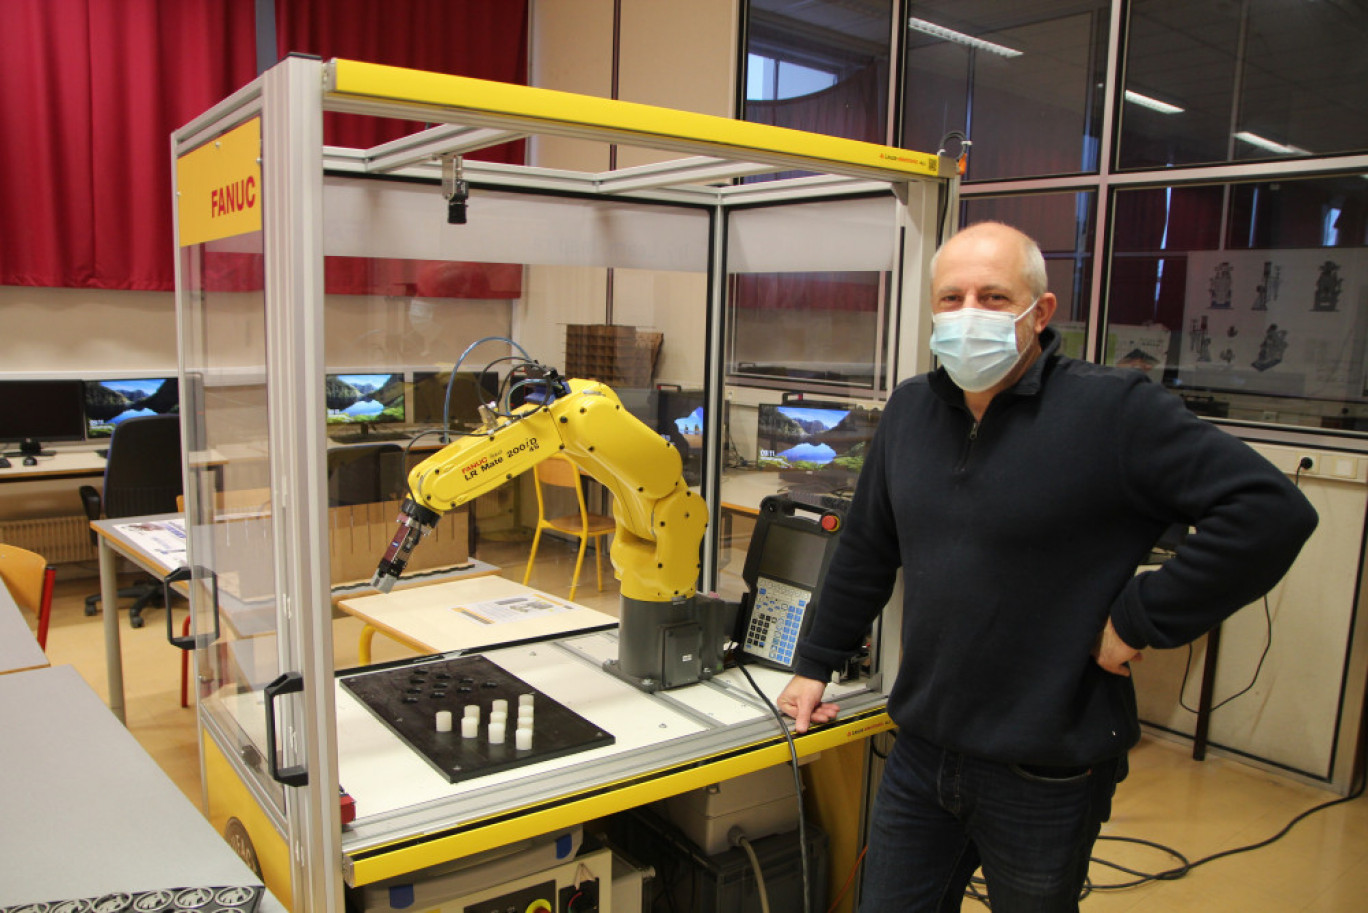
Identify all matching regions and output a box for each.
[929,297,1039,393]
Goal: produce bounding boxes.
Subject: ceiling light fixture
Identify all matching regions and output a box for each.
[1124,90,1184,114]
[908,17,1023,58]
[1235,131,1310,156]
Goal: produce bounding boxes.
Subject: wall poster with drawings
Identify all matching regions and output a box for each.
[1179,249,1368,401]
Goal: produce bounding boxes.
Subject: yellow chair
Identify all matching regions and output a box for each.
[522,454,616,601]
[0,543,56,650]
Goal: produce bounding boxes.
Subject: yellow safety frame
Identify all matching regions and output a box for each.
[347,708,895,886]
[325,59,946,182]
[175,53,950,911]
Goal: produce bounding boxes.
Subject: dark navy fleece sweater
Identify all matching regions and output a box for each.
[793,329,1318,767]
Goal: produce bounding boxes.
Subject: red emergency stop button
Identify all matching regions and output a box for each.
[820,513,841,532]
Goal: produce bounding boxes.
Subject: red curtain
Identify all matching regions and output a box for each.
[0,0,529,292]
[276,0,527,160]
[733,272,881,313]
[0,0,256,290]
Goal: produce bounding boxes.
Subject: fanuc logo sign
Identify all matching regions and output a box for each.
[176,117,262,247]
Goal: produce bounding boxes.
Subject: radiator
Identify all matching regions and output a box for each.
[0,515,98,564]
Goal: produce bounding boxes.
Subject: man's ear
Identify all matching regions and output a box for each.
[1034,292,1058,331]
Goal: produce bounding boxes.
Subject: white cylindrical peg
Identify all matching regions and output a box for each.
[463,704,480,719]
[488,721,506,743]
[518,693,535,708]
[515,726,533,750]
[491,698,509,714]
[489,710,507,727]
[435,710,453,732]
[461,716,479,739]
[517,705,534,723]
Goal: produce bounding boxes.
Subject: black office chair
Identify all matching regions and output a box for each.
[80,414,184,628]
[326,442,406,507]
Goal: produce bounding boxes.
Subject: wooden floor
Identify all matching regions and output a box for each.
[29,534,1368,912]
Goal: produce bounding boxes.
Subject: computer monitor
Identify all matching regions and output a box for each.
[756,401,881,490]
[325,373,405,428]
[411,370,500,430]
[656,389,705,485]
[0,379,87,455]
[84,377,179,440]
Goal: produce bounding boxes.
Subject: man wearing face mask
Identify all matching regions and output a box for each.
[775,221,1317,911]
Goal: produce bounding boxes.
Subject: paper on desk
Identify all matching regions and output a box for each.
[113,518,188,566]
[454,594,572,625]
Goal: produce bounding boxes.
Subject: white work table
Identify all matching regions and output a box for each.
[0,665,281,910]
[327,629,886,886]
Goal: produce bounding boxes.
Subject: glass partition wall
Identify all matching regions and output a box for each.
[738,0,1368,794]
[742,0,1368,437]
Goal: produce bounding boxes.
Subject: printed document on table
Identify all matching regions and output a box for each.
[113,518,188,567]
[454,594,572,625]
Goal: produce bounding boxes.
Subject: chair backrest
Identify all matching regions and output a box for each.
[0,543,55,648]
[535,453,583,491]
[102,415,185,518]
[0,543,49,613]
[327,443,406,506]
[532,453,592,522]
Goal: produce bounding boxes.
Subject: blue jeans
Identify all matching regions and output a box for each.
[860,731,1122,912]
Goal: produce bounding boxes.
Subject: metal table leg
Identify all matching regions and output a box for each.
[99,537,126,724]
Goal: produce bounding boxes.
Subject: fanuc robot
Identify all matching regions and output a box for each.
[371,365,730,692]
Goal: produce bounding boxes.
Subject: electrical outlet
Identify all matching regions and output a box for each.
[1297,454,1319,475]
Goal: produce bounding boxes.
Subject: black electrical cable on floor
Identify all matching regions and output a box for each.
[963,778,1365,906]
[737,659,812,913]
[1089,774,1366,891]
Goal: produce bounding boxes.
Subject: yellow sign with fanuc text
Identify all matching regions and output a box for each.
[176,117,262,247]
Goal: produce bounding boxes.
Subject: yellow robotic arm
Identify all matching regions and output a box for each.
[371,369,726,691]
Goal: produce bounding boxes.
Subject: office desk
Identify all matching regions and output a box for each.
[0,447,107,483]
[0,578,48,675]
[336,575,616,663]
[0,664,281,910]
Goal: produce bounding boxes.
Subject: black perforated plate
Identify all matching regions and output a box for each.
[339,654,614,784]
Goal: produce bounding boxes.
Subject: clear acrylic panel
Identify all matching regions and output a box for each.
[315,171,714,690]
[718,193,900,600]
[179,225,286,812]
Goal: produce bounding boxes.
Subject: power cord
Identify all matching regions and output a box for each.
[1294,455,1313,485]
[825,845,867,913]
[1168,456,1305,716]
[736,659,812,913]
[1177,594,1272,714]
[730,827,773,913]
[957,767,1367,907]
[1089,774,1366,891]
